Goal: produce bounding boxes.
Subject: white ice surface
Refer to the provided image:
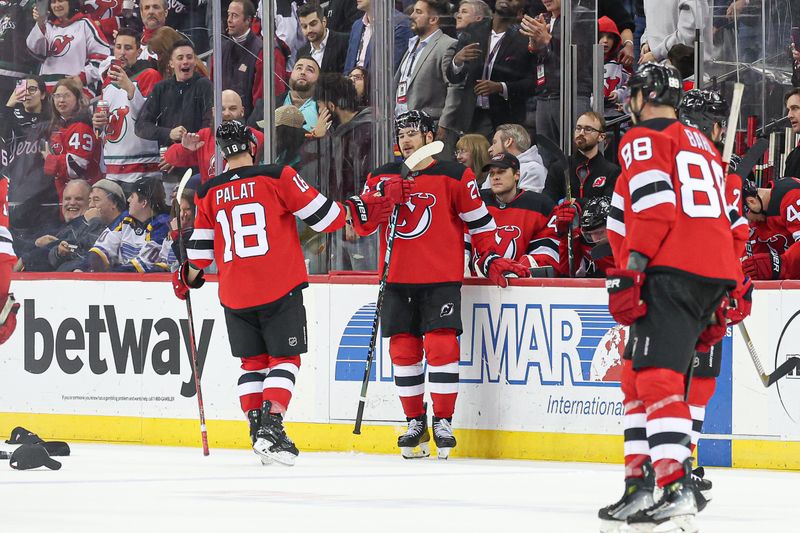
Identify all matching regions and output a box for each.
[0,444,794,532]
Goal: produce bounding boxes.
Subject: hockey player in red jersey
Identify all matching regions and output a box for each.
[599,63,743,531]
[172,121,405,466]
[0,176,19,345]
[476,153,560,273]
[741,177,800,279]
[557,196,615,277]
[356,111,530,459]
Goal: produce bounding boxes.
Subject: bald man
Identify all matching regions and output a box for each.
[164,90,265,183]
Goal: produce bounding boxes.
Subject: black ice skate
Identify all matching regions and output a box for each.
[598,461,655,533]
[626,465,698,533]
[252,401,299,466]
[691,466,712,512]
[397,414,430,459]
[247,408,272,465]
[432,416,456,460]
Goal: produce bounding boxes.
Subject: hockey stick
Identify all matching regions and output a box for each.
[721,83,745,166]
[737,321,800,387]
[536,134,574,276]
[353,141,444,435]
[0,294,16,324]
[175,169,210,456]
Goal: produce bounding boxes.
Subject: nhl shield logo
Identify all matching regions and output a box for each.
[288,337,298,347]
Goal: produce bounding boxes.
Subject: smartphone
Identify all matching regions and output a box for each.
[36,0,49,18]
[13,79,26,100]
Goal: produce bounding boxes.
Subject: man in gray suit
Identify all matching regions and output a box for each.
[395,0,464,158]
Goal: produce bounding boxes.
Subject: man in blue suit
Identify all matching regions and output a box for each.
[344,0,414,73]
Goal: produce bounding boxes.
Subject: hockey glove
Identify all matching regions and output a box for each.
[726,276,753,326]
[696,296,729,353]
[553,202,581,236]
[742,250,782,280]
[377,176,414,205]
[172,261,205,301]
[605,268,647,326]
[480,253,531,288]
[346,191,393,236]
[0,294,20,345]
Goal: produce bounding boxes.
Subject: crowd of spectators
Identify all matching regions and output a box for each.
[0,0,798,276]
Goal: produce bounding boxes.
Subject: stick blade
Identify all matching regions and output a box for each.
[767,357,800,387]
[176,168,195,202]
[404,140,444,171]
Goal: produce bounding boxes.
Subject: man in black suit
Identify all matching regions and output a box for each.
[446,0,535,138]
[296,2,350,74]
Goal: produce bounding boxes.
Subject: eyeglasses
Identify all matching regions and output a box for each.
[574,125,603,134]
[52,93,73,100]
[24,87,39,94]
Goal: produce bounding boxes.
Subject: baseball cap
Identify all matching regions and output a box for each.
[482,152,520,172]
[9,444,62,470]
[257,106,306,130]
[91,179,125,203]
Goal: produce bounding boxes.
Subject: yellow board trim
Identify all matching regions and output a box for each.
[732,439,800,470]
[0,412,622,462]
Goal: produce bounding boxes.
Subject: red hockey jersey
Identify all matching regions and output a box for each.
[558,231,615,278]
[0,176,15,263]
[480,189,559,269]
[607,118,739,285]
[187,164,348,310]
[164,126,265,184]
[747,219,793,259]
[761,177,800,278]
[44,117,102,200]
[363,160,498,285]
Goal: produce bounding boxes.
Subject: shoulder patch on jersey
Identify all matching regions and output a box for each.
[427,160,468,180]
[767,177,800,217]
[197,164,284,198]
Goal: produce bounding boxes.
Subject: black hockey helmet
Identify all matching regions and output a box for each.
[132,175,168,214]
[395,110,435,144]
[628,62,683,110]
[679,89,729,139]
[216,120,255,159]
[581,196,611,232]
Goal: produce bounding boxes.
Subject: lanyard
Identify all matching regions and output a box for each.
[482,33,504,80]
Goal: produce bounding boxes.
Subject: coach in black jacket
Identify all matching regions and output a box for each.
[446,0,535,137]
[295,3,349,74]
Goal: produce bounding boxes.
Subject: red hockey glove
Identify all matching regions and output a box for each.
[553,202,581,236]
[172,261,204,301]
[346,192,393,235]
[0,294,20,345]
[726,276,753,326]
[696,296,729,353]
[480,253,531,288]
[377,176,414,205]
[605,268,647,326]
[742,251,782,280]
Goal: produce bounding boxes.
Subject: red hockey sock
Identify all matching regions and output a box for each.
[424,329,460,419]
[687,376,716,452]
[621,359,650,478]
[239,355,269,413]
[390,334,425,418]
[637,367,692,487]
[262,355,301,414]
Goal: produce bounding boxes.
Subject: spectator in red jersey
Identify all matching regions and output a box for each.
[476,152,559,273]
[43,78,102,202]
[164,90,264,183]
[81,0,132,43]
[27,0,110,97]
[92,28,162,195]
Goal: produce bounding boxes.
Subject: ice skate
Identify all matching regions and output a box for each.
[626,468,698,533]
[398,414,430,459]
[247,408,272,465]
[691,466,712,512]
[432,416,456,460]
[253,401,299,466]
[598,462,655,532]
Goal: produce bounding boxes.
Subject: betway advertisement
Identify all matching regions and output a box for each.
[329,284,626,434]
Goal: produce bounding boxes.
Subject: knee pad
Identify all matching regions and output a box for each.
[390,333,424,366]
[423,328,459,366]
[688,376,716,407]
[241,354,269,371]
[635,367,686,408]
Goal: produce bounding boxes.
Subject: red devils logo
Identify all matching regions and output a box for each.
[105,106,129,143]
[762,233,791,255]
[394,193,436,239]
[592,176,606,188]
[496,225,521,259]
[83,0,119,15]
[49,35,75,58]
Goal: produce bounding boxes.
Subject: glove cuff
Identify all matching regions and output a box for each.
[347,195,369,225]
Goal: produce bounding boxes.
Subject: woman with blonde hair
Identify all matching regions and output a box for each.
[455,134,490,185]
[148,27,209,79]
